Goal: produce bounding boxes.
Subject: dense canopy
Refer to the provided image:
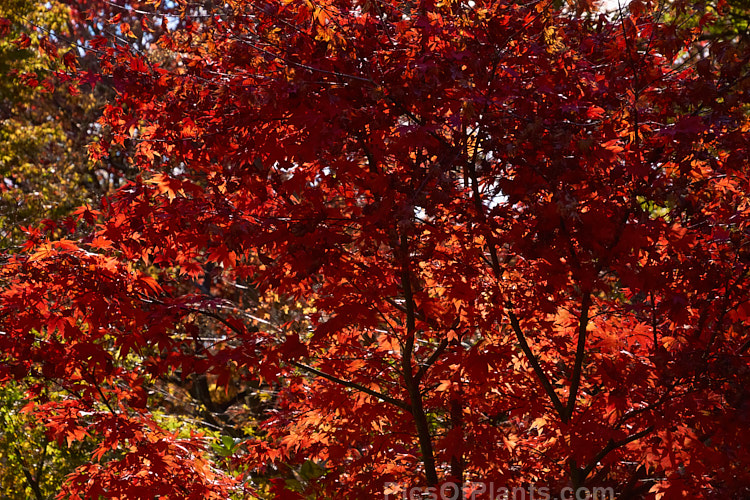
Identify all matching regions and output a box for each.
[1,0,749,498]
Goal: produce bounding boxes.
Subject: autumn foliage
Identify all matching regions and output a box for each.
[1,0,750,498]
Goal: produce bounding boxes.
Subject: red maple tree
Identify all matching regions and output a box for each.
[2,0,749,498]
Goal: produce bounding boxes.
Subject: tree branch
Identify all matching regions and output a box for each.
[399,230,440,486]
[181,303,411,411]
[564,292,592,422]
[13,445,44,500]
[581,426,654,478]
[415,338,449,382]
[290,361,410,411]
[507,310,566,419]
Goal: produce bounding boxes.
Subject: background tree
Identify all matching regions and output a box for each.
[0,2,111,497]
[0,1,219,497]
[0,1,295,496]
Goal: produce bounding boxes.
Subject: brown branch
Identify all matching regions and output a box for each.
[564,292,592,422]
[737,336,750,355]
[616,382,677,428]
[34,437,47,495]
[399,230,439,486]
[357,134,379,175]
[508,310,566,419]
[182,303,411,411]
[13,446,44,500]
[415,338,449,382]
[290,361,410,411]
[581,426,654,479]
[466,150,502,278]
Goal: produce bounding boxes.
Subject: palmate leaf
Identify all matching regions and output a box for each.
[1,0,749,498]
